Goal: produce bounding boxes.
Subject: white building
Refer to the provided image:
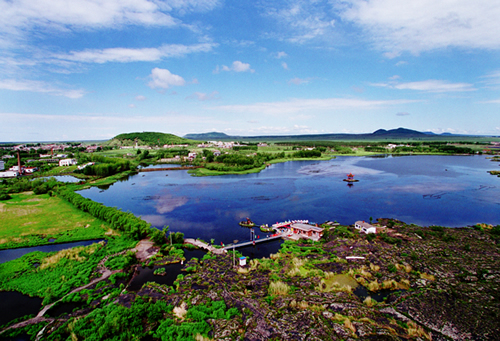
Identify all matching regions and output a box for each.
[59,158,77,167]
[0,171,19,178]
[354,221,377,234]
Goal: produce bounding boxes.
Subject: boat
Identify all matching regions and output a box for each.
[260,224,274,232]
[239,218,256,227]
[343,172,359,182]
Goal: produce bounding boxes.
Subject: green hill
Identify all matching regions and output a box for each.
[109,132,197,146]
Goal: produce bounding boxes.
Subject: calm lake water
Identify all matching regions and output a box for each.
[79,155,500,245]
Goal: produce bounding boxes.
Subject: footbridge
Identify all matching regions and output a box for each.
[222,233,285,251]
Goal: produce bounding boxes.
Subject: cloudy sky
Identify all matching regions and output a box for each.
[1,0,499,141]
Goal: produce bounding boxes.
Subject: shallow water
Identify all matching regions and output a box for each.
[0,291,43,327]
[128,248,206,291]
[0,239,105,264]
[79,155,500,245]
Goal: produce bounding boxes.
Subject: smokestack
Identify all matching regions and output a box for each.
[17,151,21,175]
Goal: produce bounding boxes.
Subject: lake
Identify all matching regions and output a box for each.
[79,155,500,245]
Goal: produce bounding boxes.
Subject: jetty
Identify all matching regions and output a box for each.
[222,233,285,250]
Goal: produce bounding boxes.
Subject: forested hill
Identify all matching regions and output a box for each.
[109,132,197,146]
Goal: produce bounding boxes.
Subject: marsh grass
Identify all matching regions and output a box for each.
[420,272,436,281]
[367,280,381,291]
[40,243,101,270]
[407,321,431,340]
[298,301,309,309]
[344,318,356,334]
[363,296,376,307]
[382,279,399,289]
[317,273,357,293]
[268,281,290,296]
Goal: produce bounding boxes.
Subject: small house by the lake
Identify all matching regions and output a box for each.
[290,223,324,240]
[354,221,377,234]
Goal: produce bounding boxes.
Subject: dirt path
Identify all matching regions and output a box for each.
[132,239,159,261]
[184,238,226,255]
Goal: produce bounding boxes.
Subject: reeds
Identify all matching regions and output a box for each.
[382,279,398,289]
[344,318,356,334]
[40,244,100,270]
[367,280,381,291]
[363,296,375,307]
[420,272,435,281]
[407,321,431,340]
[268,281,290,296]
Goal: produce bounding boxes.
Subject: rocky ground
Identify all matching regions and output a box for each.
[2,221,499,340]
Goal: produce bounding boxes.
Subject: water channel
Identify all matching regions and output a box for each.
[0,239,105,264]
[79,155,500,245]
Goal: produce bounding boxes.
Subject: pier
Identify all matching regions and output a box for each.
[222,233,285,250]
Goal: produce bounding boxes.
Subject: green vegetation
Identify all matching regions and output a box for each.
[0,236,136,303]
[109,132,197,147]
[0,192,112,249]
[56,187,154,240]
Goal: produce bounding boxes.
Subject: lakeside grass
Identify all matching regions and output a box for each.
[0,192,113,249]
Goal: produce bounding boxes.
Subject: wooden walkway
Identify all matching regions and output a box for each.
[222,233,284,250]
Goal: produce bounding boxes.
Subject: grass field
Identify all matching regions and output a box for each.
[0,192,114,249]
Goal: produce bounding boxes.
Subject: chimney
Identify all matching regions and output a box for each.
[17,151,21,175]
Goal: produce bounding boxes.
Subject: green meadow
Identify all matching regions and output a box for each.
[0,192,113,249]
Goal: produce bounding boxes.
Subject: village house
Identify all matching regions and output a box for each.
[0,170,19,178]
[289,223,324,241]
[24,167,38,174]
[59,158,77,167]
[354,221,377,234]
[0,160,4,171]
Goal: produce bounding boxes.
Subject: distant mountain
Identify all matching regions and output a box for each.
[371,128,427,137]
[183,128,437,142]
[109,132,197,146]
[183,132,230,140]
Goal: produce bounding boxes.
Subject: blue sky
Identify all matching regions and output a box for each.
[0,0,499,141]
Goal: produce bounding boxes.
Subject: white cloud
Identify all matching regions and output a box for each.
[213,97,419,115]
[282,62,289,70]
[0,79,84,98]
[339,0,500,56]
[0,0,220,45]
[265,1,336,44]
[373,79,476,92]
[54,43,216,64]
[217,61,255,73]
[186,91,219,101]
[147,68,185,89]
[288,77,311,85]
[135,95,146,101]
[275,51,288,59]
[480,99,500,104]
[128,104,136,108]
[396,112,410,116]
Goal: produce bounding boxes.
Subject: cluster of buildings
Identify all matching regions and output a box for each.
[197,141,245,149]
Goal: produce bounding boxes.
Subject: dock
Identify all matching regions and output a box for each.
[222,233,285,250]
